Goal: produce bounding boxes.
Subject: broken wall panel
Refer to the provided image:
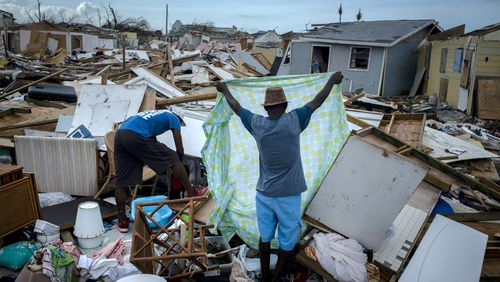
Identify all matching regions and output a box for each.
[305,135,429,250]
[69,84,146,136]
[399,215,487,282]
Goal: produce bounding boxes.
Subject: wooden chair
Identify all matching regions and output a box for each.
[94,131,158,200]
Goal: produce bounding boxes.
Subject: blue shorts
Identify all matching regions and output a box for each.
[255,192,302,251]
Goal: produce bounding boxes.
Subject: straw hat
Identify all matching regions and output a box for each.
[262,86,288,106]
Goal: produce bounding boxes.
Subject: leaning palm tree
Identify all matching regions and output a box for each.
[338,2,343,23]
[356,8,362,22]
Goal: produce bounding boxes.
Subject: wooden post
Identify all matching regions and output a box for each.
[166,43,175,85]
[122,45,126,70]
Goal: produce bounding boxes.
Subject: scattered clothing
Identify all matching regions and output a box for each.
[92,239,126,265]
[312,233,368,282]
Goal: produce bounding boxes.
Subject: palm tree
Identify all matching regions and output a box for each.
[338,2,343,23]
[356,8,362,22]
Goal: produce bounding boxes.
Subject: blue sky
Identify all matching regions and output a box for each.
[1,0,499,33]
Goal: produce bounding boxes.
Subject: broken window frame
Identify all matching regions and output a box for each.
[310,44,331,73]
[454,48,463,73]
[348,46,371,71]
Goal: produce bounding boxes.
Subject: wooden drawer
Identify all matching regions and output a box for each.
[0,174,41,238]
[0,164,23,186]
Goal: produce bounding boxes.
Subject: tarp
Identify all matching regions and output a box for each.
[202,73,350,248]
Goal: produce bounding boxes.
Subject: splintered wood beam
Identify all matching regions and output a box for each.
[156,92,217,107]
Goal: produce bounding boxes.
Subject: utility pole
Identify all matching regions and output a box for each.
[165,4,169,38]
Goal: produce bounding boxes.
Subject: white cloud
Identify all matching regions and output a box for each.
[0,0,101,24]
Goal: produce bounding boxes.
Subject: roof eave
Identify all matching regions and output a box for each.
[296,37,391,47]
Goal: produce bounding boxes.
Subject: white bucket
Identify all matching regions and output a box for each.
[34,219,60,245]
[73,201,104,249]
[117,274,167,282]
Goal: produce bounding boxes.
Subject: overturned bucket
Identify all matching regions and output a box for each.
[73,201,104,249]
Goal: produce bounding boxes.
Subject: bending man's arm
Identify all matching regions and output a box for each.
[172,128,184,161]
[306,71,343,112]
[217,82,242,116]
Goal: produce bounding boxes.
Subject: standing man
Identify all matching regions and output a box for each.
[114,109,199,233]
[217,72,343,281]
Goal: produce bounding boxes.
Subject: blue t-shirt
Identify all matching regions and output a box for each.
[240,105,313,197]
[119,110,181,138]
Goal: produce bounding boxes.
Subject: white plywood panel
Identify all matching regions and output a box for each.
[88,100,130,136]
[423,126,499,163]
[131,67,185,98]
[399,215,487,282]
[70,84,146,136]
[305,135,428,249]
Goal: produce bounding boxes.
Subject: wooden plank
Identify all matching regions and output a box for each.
[440,212,500,222]
[156,92,217,107]
[166,43,175,84]
[477,78,500,120]
[424,172,452,191]
[0,68,68,99]
[0,118,59,131]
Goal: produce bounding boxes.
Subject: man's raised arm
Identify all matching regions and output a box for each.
[306,71,343,112]
[217,82,242,116]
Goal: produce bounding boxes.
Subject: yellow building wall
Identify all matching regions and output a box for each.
[424,37,468,108]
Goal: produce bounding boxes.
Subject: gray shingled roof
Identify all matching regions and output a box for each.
[302,20,435,46]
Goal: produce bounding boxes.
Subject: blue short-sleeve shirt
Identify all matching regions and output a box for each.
[119,110,181,138]
[240,105,313,197]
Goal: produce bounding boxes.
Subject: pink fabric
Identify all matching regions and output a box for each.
[60,242,81,266]
[91,239,126,265]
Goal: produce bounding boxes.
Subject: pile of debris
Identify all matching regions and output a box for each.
[0,33,499,282]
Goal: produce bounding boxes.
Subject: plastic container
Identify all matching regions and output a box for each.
[117,274,166,282]
[131,196,173,228]
[73,201,104,249]
[34,219,60,245]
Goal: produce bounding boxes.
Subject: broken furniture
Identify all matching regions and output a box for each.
[381,113,426,149]
[14,135,99,196]
[0,165,41,238]
[130,195,217,279]
[93,131,158,200]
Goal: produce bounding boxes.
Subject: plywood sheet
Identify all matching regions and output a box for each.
[70,84,146,136]
[477,78,500,120]
[399,215,487,282]
[305,135,429,249]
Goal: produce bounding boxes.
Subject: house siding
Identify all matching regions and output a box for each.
[383,29,429,96]
[286,41,384,95]
[422,34,500,111]
[424,37,468,108]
